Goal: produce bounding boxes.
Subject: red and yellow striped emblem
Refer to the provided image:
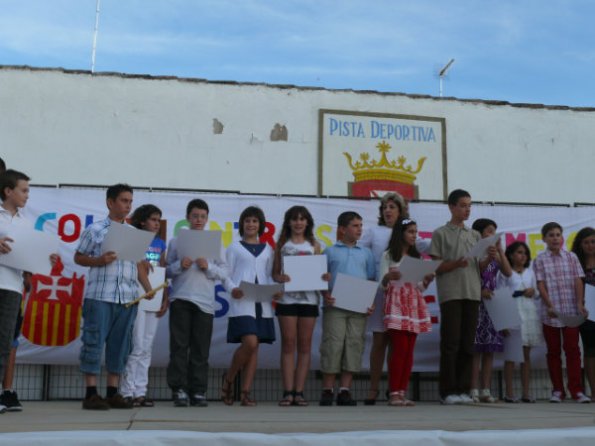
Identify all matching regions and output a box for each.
[22,272,85,346]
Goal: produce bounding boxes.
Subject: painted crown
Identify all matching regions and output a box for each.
[343,141,426,185]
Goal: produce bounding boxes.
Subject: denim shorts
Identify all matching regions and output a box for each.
[79,298,138,375]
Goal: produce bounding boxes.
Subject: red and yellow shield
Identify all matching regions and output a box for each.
[22,268,85,347]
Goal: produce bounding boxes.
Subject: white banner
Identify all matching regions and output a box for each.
[15,187,595,371]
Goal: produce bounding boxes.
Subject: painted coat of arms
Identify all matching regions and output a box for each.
[319,110,447,200]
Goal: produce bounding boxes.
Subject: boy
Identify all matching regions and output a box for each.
[0,170,32,415]
[74,183,153,410]
[319,211,375,406]
[533,222,589,403]
[165,198,228,407]
[0,162,25,413]
[430,189,496,405]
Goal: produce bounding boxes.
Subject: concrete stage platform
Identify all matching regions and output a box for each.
[1,400,594,434]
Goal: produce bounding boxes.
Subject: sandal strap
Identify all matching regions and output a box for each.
[278,390,294,406]
[292,391,309,406]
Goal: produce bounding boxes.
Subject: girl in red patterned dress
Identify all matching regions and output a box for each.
[380,218,435,406]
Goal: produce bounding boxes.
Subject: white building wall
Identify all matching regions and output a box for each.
[1,66,593,203]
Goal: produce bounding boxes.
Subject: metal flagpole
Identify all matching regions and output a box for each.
[91,0,102,73]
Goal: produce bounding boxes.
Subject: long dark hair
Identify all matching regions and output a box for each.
[275,206,316,252]
[572,227,595,270]
[387,218,420,262]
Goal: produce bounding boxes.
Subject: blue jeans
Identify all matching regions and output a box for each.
[79,298,138,375]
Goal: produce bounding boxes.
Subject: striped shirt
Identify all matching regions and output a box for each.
[76,218,139,304]
[533,249,584,328]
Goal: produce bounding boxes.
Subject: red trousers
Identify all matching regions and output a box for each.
[388,330,417,393]
[542,324,583,399]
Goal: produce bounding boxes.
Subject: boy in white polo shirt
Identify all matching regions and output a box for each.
[0,169,58,414]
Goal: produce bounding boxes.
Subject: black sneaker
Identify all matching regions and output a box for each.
[173,389,189,407]
[319,389,334,406]
[336,389,357,406]
[190,393,208,407]
[0,390,22,412]
[82,394,110,410]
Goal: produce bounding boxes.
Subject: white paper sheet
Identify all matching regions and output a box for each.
[239,281,284,302]
[466,233,501,258]
[585,284,595,323]
[177,229,222,261]
[482,286,522,331]
[101,222,155,262]
[557,314,585,328]
[138,266,166,312]
[397,256,442,284]
[502,329,524,363]
[283,254,328,292]
[331,273,379,314]
[0,225,58,274]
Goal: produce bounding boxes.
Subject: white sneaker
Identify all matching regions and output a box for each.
[479,389,497,403]
[0,403,6,414]
[549,391,562,403]
[441,394,462,405]
[574,392,591,404]
[469,389,480,403]
[459,393,475,404]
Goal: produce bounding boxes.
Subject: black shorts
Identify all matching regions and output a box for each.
[275,303,319,318]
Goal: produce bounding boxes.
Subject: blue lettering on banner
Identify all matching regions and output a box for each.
[328,118,365,138]
[370,120,436,142]
[214,284,229,318]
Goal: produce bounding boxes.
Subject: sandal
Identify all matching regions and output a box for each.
[221,374,234,406]
[292,391,309,407]
[240,391,257,407]
[364,389,379,406]
[388,391,405,406]
[388,391,415,407]
[278,390,294,407]
[134,396,154,407]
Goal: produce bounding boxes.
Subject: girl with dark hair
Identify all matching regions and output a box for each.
[120,204,167,407]
[272,206,324,406]
[380,218,434,406]
[221,206,277,406]
[499,241,543,403]
[359,192,406,404]
[469,218,512,403]
[572,227,595,401]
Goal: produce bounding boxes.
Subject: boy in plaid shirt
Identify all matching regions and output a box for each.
[533,222,589,403]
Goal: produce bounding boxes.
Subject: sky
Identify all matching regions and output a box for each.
[1,0,595,107]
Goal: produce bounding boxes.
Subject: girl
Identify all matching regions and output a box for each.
[380,218,434,406]
[273,206,323,406]
[572,227,595,401]
[499,241,544,403]
[221,206,276,407]
[360,192,406,404]
[120,204,168,407]
[470,218,512,403]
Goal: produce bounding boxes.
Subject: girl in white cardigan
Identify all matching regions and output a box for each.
[221,206,277,406]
